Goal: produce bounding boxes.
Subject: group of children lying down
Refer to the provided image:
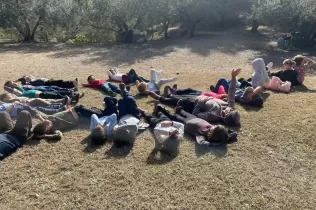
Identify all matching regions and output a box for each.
[0,55,315,160]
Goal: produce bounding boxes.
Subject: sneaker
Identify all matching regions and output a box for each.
[175,99,183,112]
[64,96,71,105]
[210,85,215,92]
[163,86,170,97]
[74,78,79,87]
[126,85,131,91]
[172,84,178,90]
[153,100,160,114]
[267,62,273,70]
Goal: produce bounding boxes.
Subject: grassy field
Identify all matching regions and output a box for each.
[0,28,316,210]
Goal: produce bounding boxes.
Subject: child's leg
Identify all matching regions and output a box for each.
[156,106,186,123]
[34,106,63,115]
[100,82,117,97]
[108,82,121,94]
[218,85,226,95]
[39,92,66,99]
[156,77,177,89]
[28,98,51,107]
[159,96,179,107]
[178,108,196,122]
[44,80,75,89]
[142,113,160,127]
[74,105,103,118]
[150,69,161,83]
[215,78,230,93]
[175,88,201,96]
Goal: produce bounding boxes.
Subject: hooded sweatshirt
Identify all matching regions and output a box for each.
[252,58,270,88]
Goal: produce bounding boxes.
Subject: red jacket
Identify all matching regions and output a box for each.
[83,80,106,87]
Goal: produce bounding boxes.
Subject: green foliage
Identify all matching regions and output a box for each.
[251,0,316,33]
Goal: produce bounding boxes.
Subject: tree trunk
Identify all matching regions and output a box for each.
[189,23,197,37]
[163,21,169,40]
[251,20,259,33]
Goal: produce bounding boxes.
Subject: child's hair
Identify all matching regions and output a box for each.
[91,127,107,145]
[87,75,94,82]
[33,123,48,137]
[293,55,305,66]
[224,110,241,126]
[283,59,296,66]
[136,81,147,93]
[0,93,9,101]
[4,81,13,87]
[208,125,228,144]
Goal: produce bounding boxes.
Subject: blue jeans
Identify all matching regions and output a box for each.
[215,78,230,93]
[101,82,121,94]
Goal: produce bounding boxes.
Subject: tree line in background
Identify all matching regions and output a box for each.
[0,0,315,43]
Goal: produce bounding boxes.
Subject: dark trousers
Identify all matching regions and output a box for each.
[118,91,139,119]
[176,88,201,96]
[0,111,32,160]
[18,105,64,117]
[30,80,75,88]
[126,69,150,83]
[23,85,72,92]
[143,111,170,127]
[157,106,195,124]
[74,97,118,118]
[100,82,121,94]
[74,105,103,118]
[159,96,196,114]
[39,92,71,99]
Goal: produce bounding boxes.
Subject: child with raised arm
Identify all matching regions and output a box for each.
[293,55,315,84]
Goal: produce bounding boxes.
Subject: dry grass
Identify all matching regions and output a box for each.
[0,28,316,210]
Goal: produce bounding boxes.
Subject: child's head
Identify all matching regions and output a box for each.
[91,126,107,145]
[245,87,254,100]
[4,81,14,88]
[136,80,147,93]
[283,59,296,69]
[208,125,229,144]
[87,75,96,83]
[0,93,10,102]
[113,128,135,146]
[223,109,241,126]
[293,55,306,66]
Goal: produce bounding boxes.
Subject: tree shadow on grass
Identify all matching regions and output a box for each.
[0,28,275,66]
[146,148,177,165]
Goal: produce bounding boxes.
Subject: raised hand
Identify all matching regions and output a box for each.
[232,68,242,78]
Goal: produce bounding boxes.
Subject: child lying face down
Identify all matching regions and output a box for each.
[136,69,177,94]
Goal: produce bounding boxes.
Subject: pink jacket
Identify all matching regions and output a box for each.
[265,76,291,93]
